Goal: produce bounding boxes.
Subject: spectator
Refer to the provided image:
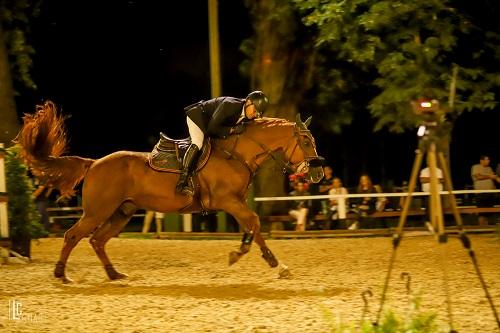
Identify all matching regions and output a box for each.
[142,211,163,238]
[419,165,444,222]
[328,177,349,229]
[471,156,498,205]
[351,174,387,229]
[496,162,500,180]
[471,156,499,224]
[317,165,335,215]
[288,181,311,231]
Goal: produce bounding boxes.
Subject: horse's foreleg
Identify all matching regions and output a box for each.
[223,201,281,269]
[55,215,100,283]
[89,202,136,280]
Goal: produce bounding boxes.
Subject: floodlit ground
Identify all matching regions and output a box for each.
[1,235,499,332]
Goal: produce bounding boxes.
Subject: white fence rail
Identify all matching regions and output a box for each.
[254,189,500,219]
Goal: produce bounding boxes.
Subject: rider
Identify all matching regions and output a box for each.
[176,90,269,196]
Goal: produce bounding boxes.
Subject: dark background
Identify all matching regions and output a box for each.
[16,0,500,190]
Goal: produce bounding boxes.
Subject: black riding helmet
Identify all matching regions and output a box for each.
[245,91,269,118]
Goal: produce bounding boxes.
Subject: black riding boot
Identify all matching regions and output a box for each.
[176,144,200,196]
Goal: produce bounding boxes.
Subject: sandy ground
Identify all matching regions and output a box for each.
[0,234,499,333]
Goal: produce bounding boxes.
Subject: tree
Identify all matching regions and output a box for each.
[6,145,47,258]
[294,0,500,133]
[242,0,319,217]
[0,0,39,146]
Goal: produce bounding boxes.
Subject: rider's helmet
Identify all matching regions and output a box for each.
[245,91,269,118]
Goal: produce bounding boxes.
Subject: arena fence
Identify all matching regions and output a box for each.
[254,189,500,220]
[42,189,500,236]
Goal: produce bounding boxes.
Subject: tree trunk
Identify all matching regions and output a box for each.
[0,24,19,147]
[248,1,312,220]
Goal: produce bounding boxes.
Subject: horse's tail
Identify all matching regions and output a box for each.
[14,100,95,200]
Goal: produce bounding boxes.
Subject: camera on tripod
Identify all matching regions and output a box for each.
[411,98,443,138]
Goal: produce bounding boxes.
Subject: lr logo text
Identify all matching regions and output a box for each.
[9,299,22,320]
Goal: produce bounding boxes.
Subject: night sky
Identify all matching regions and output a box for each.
[16,0,500,190]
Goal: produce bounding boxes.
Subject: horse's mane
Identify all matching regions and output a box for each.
[246,117,294,130]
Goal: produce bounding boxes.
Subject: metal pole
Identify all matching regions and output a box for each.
[0,143,9,238]
[208,0,222,98]
[209,0,226,230]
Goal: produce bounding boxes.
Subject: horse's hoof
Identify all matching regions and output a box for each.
[60,276,74,284]
[110,272,129,280]
[278,264,291,279]
[228,251,242,266]
[104,264,128,280]
[54,261,66,279]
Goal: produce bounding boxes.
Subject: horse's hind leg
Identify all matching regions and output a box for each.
[89,201,137,280]
[54,215,102,283]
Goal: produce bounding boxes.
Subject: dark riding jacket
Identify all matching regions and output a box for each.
[185,97,246,139]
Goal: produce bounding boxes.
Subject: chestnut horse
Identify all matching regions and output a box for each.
[16,101,324,282]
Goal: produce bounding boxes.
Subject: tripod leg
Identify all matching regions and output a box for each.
[428,144,446,240]
[438,152,500,329]
[427,145,457,331]
[437,152,465,229]
[395,149,424,236]
[375,149,424,326]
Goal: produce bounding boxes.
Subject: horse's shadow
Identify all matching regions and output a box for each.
[11,282,349,300]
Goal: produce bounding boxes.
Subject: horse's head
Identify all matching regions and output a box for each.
[228,115,324,183]
[280,114,324,183]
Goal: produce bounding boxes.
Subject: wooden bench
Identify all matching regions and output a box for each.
[262,206,500,230]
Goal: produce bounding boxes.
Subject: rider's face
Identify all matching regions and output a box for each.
[244,101,258,119]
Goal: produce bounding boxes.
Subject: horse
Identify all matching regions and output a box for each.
[15,101,324,282]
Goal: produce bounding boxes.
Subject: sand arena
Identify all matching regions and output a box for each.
[1,235,499,332]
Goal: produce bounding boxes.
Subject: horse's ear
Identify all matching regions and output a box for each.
[295,113,304,127]
[304,116,312,128]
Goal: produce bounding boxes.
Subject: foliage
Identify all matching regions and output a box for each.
[293,0,500,132]
[0,0,40,90]
[5,145,47,239]
[322,293,441,332]
[241,0,366,135]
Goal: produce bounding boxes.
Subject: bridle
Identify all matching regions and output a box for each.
[216,123,322,176]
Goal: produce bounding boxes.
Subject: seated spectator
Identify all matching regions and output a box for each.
[328,177,349,229]
[315,165,335,216]
[350,174,387,229]
[288,181,311,232]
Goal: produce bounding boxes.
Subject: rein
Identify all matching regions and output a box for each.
[215,125,316,175]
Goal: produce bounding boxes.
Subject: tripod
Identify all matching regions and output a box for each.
[374,118,500,332]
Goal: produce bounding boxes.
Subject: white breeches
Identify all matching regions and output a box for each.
[289,208,308,231]
[187,117,204,149]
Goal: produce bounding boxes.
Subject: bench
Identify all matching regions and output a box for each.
[261,206,500,230]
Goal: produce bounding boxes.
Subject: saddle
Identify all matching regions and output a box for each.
[148,132,211,173]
